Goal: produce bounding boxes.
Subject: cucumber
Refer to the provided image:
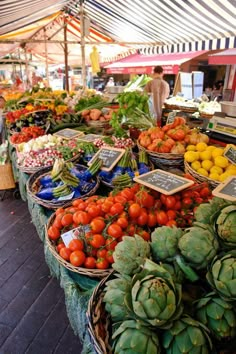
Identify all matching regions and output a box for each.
[51,123,83,133]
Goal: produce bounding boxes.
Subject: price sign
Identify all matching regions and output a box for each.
[166,111,177,125]
[212,176,236,201]
[133,169,194,195]
[61,225,91,247]
[53,129,84,140]
[224,145,236,165]
[78,134,103,142]
[88,147,125,171]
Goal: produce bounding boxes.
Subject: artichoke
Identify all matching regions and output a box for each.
[112,235,150,276]
[130,259,183,327]
[151,226,183,262]
[178,222,219,269]
[160,262,185,284]
[206,251,236,301]
[112,319,161,354]
[195,292,236,340]
[195,197,230,224]
[162,315,212,354]
[103,274,133,322]
[213,205,236,248]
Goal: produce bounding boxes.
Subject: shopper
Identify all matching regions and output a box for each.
[145,66,170,126]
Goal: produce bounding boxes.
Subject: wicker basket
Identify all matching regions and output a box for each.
[17,152,81,175]
[26,164,100,209]
[0,163,16,190]
[87,275,113,353]
[137,141,184,169]
[45,213,112,278]
[184,161,220,189]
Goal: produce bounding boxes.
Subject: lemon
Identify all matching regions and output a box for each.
[191,161,201,171]
[219,172,231,182]
[196,142,208,152]
[184,151,200,163]
[212,148,224,158]
[226,164,236,172]
[214,156,229,169]
[209,172,220,181]
[210,166,223,175]
[206,145,217,152]
[186,145,197,151]
[226,170,236,177]
[200,150,212,161]
[201,160,214,171]
[197,168,209,177]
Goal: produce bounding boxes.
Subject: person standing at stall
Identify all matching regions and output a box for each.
[145,66,170,126]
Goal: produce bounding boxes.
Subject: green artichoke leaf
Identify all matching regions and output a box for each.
[151,226,183,262]
[175,255,199,282]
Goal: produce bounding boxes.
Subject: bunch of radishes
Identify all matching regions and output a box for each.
[93,136,133,149]
[18,148,63,168]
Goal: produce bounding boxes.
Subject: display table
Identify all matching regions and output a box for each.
[9,146,98,354]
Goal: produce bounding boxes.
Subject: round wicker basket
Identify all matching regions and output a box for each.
[137,141,184,169]
[45,213,112,278]
[26,164,100,209]
[17,152,81,174]
[87,274,113,353]
[184,161,220,189]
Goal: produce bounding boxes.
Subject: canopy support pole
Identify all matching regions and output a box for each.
[44,28,49,86]
[24,48,29,90]
[64,18,69,91]
[80,1,86,89]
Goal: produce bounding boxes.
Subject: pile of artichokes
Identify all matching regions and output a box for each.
[100,198,236,353]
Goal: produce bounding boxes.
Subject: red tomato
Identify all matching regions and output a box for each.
[105,238,117,250]
[128,203,142,219]
[87,205,101,218]
[107,223,123,238]
[61,213,74,227]
[114,195,127,204]
[59,247,72,261]
[55,208,65,216]
[120,188,134,201]
[70,250,86,267]
[97,249,107,258]
[84,256,96,269]
[173,201,182,210]
[164,196,176,209]
[137,230,151,241]
[156,210,168,225]
[53,214,64,229]
[110,203,124,216]
[167,210,177,220]
[96,258,109,269]
[73,211,91,225]
[68,239,84,252]
[195,197,204,205]
[147,212,157,227]
[166,220,177,227]
[200,187,211,198]
[90,234,106,248]
[182,197,193,208]
[90,218,106,233]
[106,250,114,264]
[135,191,154,208]
[48,226,60,240]
[101,200,113,213]
[126,224,136,236]
[160,194,167,204]
[56,242,65,253]
[116,217,128,229]
[137,210,148,226]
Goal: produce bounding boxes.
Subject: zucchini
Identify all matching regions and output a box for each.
[50,123,83,133]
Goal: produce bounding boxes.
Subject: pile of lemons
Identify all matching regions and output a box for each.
[184,142,236,182]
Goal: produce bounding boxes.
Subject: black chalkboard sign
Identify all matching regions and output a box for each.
[54,129,84,140]
[212,176,236,201]
[133,169,194,195]
[224,145,236,165]
[88,147,125,171]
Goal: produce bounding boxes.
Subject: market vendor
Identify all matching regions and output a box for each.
[144,66,170,126]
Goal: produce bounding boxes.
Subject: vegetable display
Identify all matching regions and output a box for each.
[10,126,45,144]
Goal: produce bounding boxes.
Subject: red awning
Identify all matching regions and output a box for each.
[208,49,236,65]
[105,51,208,75]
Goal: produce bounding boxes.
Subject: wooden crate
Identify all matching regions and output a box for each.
[0,163,16,190]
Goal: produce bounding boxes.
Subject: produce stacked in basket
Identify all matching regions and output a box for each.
[91,197,236,354]
[138,117,209,154]
[36,158,101,201]
[10,126,45,145]
[98,149,152,188]
[185,143,236,183]
[47,181,212,271]
[16,135,83,169]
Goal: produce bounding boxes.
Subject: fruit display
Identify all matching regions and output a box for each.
[35,159,101,201]
[10,126,45,145]
[90,197,236,354]
[47,181,212,272]
[184,143,236,182]
[81,107,114,122]
[138,117,209,154]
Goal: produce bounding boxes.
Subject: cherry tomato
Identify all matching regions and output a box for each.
[97,249,107,258]
[128,203,142,219]
[165,196,176,210]
[195,197,204,205]
[182,197,193,208]
[110,203,124,216]
[106,250,114,264]
[114,195,127,204]
[87,205,101,218]
[126,224,136,236]
[59,247,72,261]
[53,214,64,229]
[156,210,168,225]
[147,212,157,227]
[96,258,109,269]
[61,213,74,227]
[56,242,65,253]
[107,223,123,238]
[135,191,154,208]
[48,226,60,240]
[70,250,86,266]
[90,234,106,248]
[68,239,84,252]
[173,201,182,210]
[137,229,150,241]
[84,256,96,269]
[160,194,167,205]
[116,217,128,229]
[55,207,65,216]
[73,211,91,225]
[120,188,134,201]
[101,200,113,213]
[167,210,177,221]
[90,218,106,233]
[137,210,148,226]
[200,187,211,198]
[166,220,177,227]
[105,238,117,250]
